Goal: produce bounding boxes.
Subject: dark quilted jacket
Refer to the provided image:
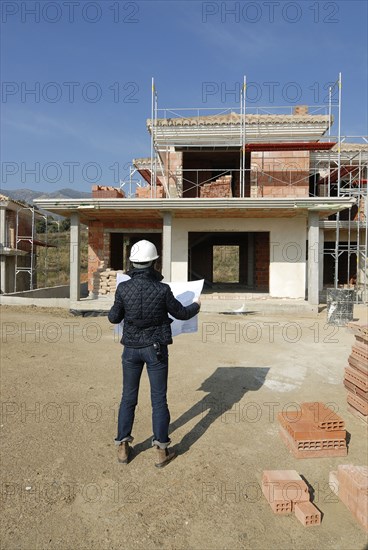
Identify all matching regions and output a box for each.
[108,267,200,347]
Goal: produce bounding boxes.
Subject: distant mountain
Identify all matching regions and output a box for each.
[1,187,91,204]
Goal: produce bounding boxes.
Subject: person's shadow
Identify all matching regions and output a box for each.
[131,366,269,459]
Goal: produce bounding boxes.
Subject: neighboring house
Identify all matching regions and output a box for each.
[0,194,43,293]
[34,107,367,307]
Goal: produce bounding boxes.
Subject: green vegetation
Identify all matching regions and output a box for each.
[213,245,239,283]
[36,227,88,287]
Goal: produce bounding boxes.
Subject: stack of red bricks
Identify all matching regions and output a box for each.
[345,323,368,424]
[92,185,125,198]
[136,185,164,198]
[278,402,347,458]
[329,465,368,532]
[262,470,321,526]
[200,175,232,198]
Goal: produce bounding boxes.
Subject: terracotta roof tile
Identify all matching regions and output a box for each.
[147,112,331,127]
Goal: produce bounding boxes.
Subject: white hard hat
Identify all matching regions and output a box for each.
[129,240,159,263]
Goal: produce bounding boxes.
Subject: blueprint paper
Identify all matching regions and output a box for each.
[114,274,203,338]
[166,279,204,336]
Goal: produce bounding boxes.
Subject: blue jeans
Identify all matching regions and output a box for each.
[115,344,171,449]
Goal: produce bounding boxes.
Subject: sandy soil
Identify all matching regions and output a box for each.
[1,304,367,550]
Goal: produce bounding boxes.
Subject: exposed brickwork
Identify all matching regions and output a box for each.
[136,185,164,198]
[200,175,232,198]
[88,222,106,292]
[251,151,310,198]
[87,220,162,293]
[92,186,125,198]
[254,232,269,290]
[159,150,182,196]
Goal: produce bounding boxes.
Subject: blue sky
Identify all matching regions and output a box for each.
[1,0,367,192]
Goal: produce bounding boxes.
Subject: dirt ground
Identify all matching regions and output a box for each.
[1,304,367,550]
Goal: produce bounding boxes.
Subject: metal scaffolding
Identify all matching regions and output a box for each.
[143,74,367,301]
[15,206,36,291]
[14,206,60,291]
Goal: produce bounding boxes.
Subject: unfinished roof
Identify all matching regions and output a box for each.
[147,112,332,148]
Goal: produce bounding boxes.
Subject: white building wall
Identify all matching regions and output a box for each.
[171,216,307,299]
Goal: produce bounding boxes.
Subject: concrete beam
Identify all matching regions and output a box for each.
[308,212,320,305]
[70,212,81,301]
[162,212,172,281]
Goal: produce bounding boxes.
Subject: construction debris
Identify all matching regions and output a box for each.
[262,470,321,526]
[278,402,347,458]
[329,465,368,532]
[345,322,368,424]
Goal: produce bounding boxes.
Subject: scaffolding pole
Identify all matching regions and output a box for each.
[241,76,246,197]
[151,77,155,198]
[334,73,342,288]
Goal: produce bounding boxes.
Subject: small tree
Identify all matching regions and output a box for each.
[36,219,46,233]
[60,218,71,231]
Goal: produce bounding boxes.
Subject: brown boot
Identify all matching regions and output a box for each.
[117,441,131,464]
[155,446,176,468]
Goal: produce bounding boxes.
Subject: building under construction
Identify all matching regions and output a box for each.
[34,75,367,308]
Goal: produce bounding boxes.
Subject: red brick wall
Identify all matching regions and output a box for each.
[136,185,164,198]
[251,151,310,197]
[254,232,270,290]
[199,175,232,198]
[87,220,162,292]
[92,186,125,198]
[160,151,183,196]
[88,222,106,291]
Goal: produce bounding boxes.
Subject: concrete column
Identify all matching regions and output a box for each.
[308,211,320,305]
[319,228,324,292]
[0,207,6,293]
[162,212,172,281]
[70,212,81,301]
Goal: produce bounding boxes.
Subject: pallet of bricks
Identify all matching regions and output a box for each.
[345,322,368,423]
[278,402,347,458]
